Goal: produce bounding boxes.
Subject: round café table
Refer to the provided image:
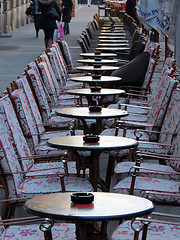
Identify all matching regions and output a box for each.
[76,65,119,75]
[96,47,130,52]
[70,75,122,86]
[98,35,126,40]
[55,107,128,135]
[25,192,154,240]
[47,135,137,192]
[99,39,129,43]
[66,88,125,106]
[77,59,118,65]
[101,29,125,33]
[98,43,129,47]
[80,52,117,59]
[100,32,126,36]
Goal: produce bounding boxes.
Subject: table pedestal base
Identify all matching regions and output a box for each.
[76,221,108,240]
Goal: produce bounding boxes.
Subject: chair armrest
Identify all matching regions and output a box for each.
[120,103,151,110]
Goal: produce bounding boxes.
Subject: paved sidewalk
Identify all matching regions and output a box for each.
[0,4,98,95]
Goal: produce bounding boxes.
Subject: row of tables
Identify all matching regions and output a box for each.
[25,17,153,240]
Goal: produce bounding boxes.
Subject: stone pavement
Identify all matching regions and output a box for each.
[0,4,98,96]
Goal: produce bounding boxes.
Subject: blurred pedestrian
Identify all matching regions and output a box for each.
[62,0,73,35]
[37,0,61,48]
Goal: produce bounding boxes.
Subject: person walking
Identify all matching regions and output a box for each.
[37,0,61,48]
[62,0,73,35]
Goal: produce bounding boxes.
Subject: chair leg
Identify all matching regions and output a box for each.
[105,155,115,191]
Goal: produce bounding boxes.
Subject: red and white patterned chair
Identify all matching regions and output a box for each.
[0,94,82,177]
[106,58,175,110]
[111,212,180,240]
[0,115,93,218]
[113,89,180,180]
[25,66,74,128]
[0,216,76,240]
[113,132,180,204]
[100,88,180,188]
[105,75,178,129]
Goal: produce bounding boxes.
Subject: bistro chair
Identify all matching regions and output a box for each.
[105,74,178,129]
[113,132,180,205]
[111,211,180,240]
[0,115,93,219]
[24,67,74,128]
[0,91,88,176]
[0,214,76,239]
[101,88,180,189]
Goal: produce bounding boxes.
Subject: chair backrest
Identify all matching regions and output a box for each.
[37,61,58,107]
[11,89,40,154]
[49,46,67,81]
[147,76,178,128]
[158,88,180,150]
[56,39,74,70]
[16,76,45,135]
[26,67,52,123]
[78,39,88,53]
[28,61,51,104]
[142,57,156,89]
[0,95,34,171]
[52,42,69,77]
[170,132,180,171]
[39,53,61,95]
[0,115,24,199]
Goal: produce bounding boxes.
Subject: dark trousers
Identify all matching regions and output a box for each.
[64,22,70,35]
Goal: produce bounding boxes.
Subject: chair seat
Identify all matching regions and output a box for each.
[1,222,76,240]
[109,141,167,159]
[17,176,93,198]
[114,176,180,204]
[114,162,180,181]
[25,161,78,177]
[111,220,180,240]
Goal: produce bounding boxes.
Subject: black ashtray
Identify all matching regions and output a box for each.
[94,50,101,55]
[94,57,102,61]
[92,74,101,79]
[83,134,100,143]
[71,193,94,204]
[90,86,101,92]
[93,64,102,68]
[89,105,102,112]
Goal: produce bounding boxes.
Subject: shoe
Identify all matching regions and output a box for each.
[88,5,90,7]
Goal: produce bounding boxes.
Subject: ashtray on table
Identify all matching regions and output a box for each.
[94,50,101,55]
[93,64,102,68]
[71,193,94,204]
[92,74,101,79]
[94,57,102,61]
[83,134,100,143]
[89,105,102,112]
[90,86,101,92]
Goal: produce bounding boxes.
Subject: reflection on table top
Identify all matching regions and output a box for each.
[98,36,126,39]
[96,47,130,52]
[70,75,121,84]
[76,65,119,71]
[25,192,154,221]
[47,135,137,151]
[100,32,126,36]
[80,53,117,58]
[99,39,129,43]
[98,43,129,47]
[66,88,125,96]
[77,59,118,64]
[55,107,128,119]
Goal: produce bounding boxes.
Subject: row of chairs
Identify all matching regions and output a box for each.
[0,35,95,240]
